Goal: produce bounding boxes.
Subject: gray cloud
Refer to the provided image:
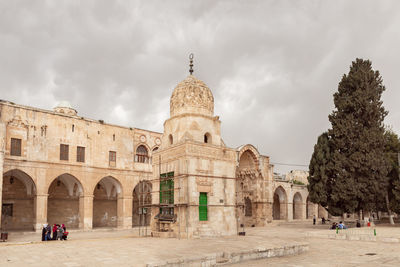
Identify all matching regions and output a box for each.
[1,0,399,173]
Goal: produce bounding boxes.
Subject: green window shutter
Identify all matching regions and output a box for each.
[199,192,208,221]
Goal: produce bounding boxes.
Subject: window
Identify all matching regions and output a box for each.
[199,192,208,221]
[60,144,69,161]
[204,133,211,144]
[10,138,21,156]
[169,134,173,145]
[245,197,252,217]
[109,151,116,167]
[135,145,148,163]
[159,172,174,219]
[77,146,85,162]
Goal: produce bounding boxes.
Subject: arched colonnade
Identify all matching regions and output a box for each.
[1,168,151,231]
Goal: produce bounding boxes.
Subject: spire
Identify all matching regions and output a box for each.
[189,53,194,75]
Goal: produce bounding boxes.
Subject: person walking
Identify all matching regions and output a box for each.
[313,215,316,225]
[52,224,58,240]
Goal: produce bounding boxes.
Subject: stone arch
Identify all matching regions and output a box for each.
[238,144,260,170]
[2,169,37,231]
[47,173,84,229]
[273,186,287,220]
[132,181,152,227]
[92,176,122,228]
[293,192,303,220]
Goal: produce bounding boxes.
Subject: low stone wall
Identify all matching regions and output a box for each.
[146,243,309,267]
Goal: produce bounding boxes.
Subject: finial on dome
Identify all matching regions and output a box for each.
[189,53,194,75]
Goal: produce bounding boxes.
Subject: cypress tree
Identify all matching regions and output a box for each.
[308,132,332,207]
[327,58,389,215]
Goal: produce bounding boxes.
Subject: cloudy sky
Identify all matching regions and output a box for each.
[1,0,399,173]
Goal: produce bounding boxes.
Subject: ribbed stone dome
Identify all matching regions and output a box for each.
[170,75,214,117]
[54,101,77,115]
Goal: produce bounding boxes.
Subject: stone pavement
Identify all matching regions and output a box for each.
[0,223,400,266]
[0,226,307,267]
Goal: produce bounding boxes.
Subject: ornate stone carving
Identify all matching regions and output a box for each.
[170,75,214,117]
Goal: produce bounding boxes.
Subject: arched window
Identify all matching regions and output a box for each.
[245,197,252,217]
[204,133,211,144]
[135,145,149,163]
[169,134,173,145]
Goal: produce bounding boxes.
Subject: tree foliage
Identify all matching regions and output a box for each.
[308,58,390,215]
[384,129,400,213]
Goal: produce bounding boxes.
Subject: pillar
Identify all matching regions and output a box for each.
[287,201,293,221]
[117,196,132,229]
[79,194,93,230]
[302,201,307,220]
[34,194,48,231]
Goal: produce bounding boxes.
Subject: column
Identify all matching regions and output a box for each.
[117,196,133,229]
[79,194,93,230]
[287,200,293,221]
[34,194,48,231]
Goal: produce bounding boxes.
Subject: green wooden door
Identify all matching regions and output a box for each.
[199,192,208,221]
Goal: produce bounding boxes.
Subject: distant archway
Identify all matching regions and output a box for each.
[132,181,152,227]
[293,192,303,220]
[93,176,122,228]
[2,169,36,231]
[47,173,83,229]
[273,186,287,220]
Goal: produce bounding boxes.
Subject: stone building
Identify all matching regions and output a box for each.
[0,61,322,236]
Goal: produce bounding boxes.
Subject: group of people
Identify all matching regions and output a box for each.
[41,223,68,241]
[330,221,351,229]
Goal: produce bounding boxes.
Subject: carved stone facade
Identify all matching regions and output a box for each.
[0,71,318,236]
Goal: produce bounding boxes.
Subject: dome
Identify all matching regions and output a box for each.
[54,101,77,116]
[55,100,73,109]
[170,75,214,117]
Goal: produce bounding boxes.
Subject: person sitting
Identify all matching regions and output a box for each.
[61,224,68,240]
[322,217,326,224]
[331,222,337,230]
[338,221,347,229]
[356,220,361,228]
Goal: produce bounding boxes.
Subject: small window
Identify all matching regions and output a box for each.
[109,151,116,167]
[60,144,69,161]
[135,145,148,163]
[113,134,115,141]
[10,138,22,156]
[169,134,173,145]
[72,124,75,132]
[77,146,85,162]
[204,133,211,144]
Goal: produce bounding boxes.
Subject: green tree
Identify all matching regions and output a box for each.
[327,58,389,215]
[384,129,400,219]
[308,132,332,207]
[308,59,390,216]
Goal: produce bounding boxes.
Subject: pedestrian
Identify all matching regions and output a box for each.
[57,225,64,240]
[52,224,58,240]
[42,224,47,241]
[313,215,316,225]
[46,224,52,241]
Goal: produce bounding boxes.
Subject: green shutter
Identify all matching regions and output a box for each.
[199,192,208,221]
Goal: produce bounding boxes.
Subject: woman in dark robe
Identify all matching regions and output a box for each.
[41,224,46,241]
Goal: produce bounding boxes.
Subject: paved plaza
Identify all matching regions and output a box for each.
[0,222,399,266]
